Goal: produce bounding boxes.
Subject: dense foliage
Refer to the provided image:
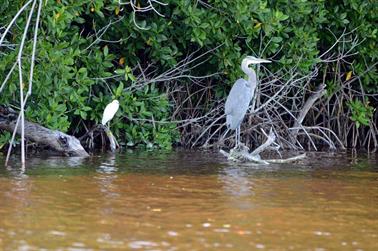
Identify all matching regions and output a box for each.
[0,0,377,150]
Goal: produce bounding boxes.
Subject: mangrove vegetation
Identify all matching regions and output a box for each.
[0,0,377,157]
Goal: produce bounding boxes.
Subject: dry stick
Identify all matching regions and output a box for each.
[315,127,337,149]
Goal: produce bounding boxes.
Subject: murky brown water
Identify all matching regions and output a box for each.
[0,151,377,250]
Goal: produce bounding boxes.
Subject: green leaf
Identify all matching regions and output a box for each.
[103,45,108,56]
[115,69,125,74]
[116,82,124,97]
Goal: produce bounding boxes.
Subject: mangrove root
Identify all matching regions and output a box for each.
[291,83,326,140]
[79,124,119,152]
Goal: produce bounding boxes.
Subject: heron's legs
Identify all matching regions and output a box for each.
[236,125,241,147]
[235,128,238,147]
[233,126,241,147]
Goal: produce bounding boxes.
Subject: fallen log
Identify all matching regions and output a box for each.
[0,105,89,157]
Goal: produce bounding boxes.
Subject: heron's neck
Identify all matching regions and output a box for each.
[241,64,256,86]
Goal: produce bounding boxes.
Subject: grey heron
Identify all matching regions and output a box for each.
[225,56,271,147]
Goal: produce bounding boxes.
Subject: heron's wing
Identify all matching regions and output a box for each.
[225,79,252,129]
[225,79,252,114]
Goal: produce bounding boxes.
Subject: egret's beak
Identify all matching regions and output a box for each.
[246,56,271,64]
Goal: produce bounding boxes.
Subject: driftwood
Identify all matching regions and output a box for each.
[220,128,306,164]
[0,106,89,157]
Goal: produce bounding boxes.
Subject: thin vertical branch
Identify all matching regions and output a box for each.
[4,0,38,167]
[18,60,25,165]
[27,0,42,97]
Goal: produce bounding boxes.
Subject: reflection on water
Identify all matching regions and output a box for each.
[0,151,377,250]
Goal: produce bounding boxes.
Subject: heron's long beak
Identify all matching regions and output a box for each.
[246,56,271,64]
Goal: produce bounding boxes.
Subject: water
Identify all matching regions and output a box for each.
[0,151,377,250]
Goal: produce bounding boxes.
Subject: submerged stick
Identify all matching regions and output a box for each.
[265,153,306,163]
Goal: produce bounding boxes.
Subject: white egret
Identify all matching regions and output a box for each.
[102,100,119,126]
[225,56,271,147]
